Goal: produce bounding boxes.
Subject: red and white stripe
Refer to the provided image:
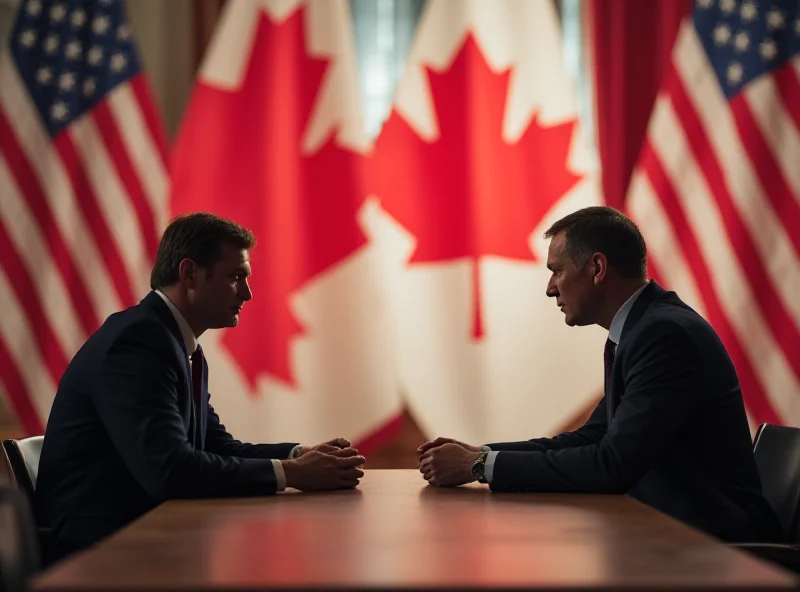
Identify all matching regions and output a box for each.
[628,22,800,426]
[0,52,168,434]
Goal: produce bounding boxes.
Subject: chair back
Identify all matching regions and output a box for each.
[0,443,15,487]
[0,485,40,591]
[753,423,800,543]
[2,436,44,502]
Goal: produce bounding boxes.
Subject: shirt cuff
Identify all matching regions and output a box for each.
[271,459,287,491]
[289,444,303,459]
[484,451,499,483]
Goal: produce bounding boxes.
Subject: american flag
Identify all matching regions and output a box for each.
[0,0,168,434]
[628,0,800,426]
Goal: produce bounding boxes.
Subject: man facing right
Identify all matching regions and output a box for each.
[418,206,783,543]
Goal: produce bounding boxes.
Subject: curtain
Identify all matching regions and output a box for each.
[350,0,424,139]
[193,0,228,71]
[589,0,692,210]
[126,0,195,138]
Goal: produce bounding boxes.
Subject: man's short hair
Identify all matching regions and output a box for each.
[544,206,647,280]
[150,212,256,290]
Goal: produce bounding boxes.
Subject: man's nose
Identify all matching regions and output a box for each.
[241,280,253,302]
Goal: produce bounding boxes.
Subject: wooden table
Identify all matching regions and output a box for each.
[33,469,797,591]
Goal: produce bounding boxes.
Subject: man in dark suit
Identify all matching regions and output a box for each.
[417,206,783,543]
[35,213,365,563]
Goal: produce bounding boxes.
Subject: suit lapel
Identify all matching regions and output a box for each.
[618,280,664,344]
[607,280,665,419]
[140,292,186,354]
[606,345,616,424]
[140,292,197,446]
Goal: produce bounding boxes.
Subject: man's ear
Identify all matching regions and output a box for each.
[591,253,608,285]
[178,258,198,287]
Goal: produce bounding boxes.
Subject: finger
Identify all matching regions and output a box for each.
[337,478,361,489]
[339,468,364,480]
[417,437,456,455]
[416,440,441,454]
[421,446,444,461]
[316,445,339,454]
[417,438,449,455]
[328,437,350,448]
[335,455,367,468]
[329,447,360,458]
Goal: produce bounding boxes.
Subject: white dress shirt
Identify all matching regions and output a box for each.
[482,283,649,483]
[154,290,296,490]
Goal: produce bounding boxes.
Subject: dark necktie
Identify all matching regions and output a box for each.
[190,346,204,408]
[604,338,616,395]
[190,346,205,450]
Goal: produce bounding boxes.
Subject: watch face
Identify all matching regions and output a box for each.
[471,457,485,480]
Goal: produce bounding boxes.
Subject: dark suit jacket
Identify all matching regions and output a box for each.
[35,292,298,561]
[486,281,783,543]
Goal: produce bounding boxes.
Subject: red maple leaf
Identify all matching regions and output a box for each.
[371,34,583,338]
[170,8,367,388]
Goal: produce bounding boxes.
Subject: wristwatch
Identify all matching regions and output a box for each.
[471,451,489,483]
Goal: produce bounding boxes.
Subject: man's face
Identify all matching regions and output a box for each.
[189,243,252,330]
[545,231,598,326]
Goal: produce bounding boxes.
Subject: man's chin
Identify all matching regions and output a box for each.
[210,316,239,329]
[564,315,591,327]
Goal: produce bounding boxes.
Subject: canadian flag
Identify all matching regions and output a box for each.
[367,0,608,443]
[169,0,402,451]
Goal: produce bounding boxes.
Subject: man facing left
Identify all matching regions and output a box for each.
[35,213,365,564]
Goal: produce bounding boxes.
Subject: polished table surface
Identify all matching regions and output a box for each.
[33,469,797,591]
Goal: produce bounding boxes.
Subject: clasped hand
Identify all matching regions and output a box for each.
[294,437,353,457]
[283,437,366,491]
[283,436,484,490]
[416,437,483,487]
